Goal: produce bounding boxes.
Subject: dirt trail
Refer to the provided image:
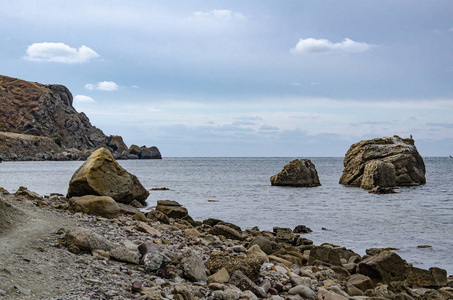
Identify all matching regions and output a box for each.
[0,195,79,299]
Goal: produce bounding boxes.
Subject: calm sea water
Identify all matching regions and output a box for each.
[1,157,452,274]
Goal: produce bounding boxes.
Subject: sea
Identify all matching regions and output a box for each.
[0,157,452,275]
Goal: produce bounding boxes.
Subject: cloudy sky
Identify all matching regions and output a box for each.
[1,0,452,156]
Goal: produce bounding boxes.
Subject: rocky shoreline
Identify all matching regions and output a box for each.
[1,186,452,300]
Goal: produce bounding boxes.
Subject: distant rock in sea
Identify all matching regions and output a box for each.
[339,135,425,189]
[270,159,321,187]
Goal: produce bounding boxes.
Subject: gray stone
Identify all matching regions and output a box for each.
[307,246,342,266]
[179,249,208,282]
[209,224,244,241]
[110,246,140,264]
[142,252,172,272]
[288,285,316,299]
[229,270,267,298]
[65,227,112,252]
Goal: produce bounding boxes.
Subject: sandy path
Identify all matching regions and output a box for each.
[0,196,79,299]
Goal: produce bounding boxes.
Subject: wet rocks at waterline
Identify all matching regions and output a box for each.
[3,188,453,299]
[270,158,321,187]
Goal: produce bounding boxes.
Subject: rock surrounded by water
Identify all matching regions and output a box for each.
[270,158,321,187]
[339,135,426,188]
[67,147,149,204]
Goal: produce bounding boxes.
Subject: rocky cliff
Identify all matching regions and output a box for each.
[0,75,106,149]
[0,75,161,161]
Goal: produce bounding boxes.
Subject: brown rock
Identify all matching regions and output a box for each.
[357,251,407,284]
[67,148,149,204]
[270,159,321,187]
[405,266,447,288]
[156,200,188,219]
[69,195,120,219]
[65,227,112,252]
[347,274,374,292]
[307,246,342,266]
[209,224,244,241]
[205,252,264,282]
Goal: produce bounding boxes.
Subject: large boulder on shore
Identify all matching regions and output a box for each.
[339,135,425,188]
[67,148,149,204]
[69,195,120,219]
[271,159,321,187]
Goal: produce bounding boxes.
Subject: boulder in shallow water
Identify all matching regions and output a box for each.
[340,135,425,188]
[67,147,149,204]
[270,159,321,187]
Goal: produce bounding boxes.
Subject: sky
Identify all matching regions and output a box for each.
[1,0,452,157]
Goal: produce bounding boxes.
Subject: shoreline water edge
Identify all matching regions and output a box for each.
[1,186,452,299]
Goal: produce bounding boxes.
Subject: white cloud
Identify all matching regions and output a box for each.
[85,81,119,91]
[290,38,373,54]
[25,42,99,63]
[74,95,95,103]
[186,9,246,21]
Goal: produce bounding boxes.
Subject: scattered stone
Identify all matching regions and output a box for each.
[131,281,142,293]
[307,246,342,266]
[156,200,188,219]
[65,227,113,252]
[117,202,141,215]
[178,249,208,282]
[270,158,321,187]
[288,284,316,299]
[357,251,407,284]
[142,252,172,272]
[110,246,140,264]
[209,224,244,241]
[317,287,348,300]
[405,266,447,288]
[229,270,267,298]
[132,212,149,221]
[246,244,269,263]
[136,221,162,236]
[346,274,374,292]
[205,252,264,282]
[208,267,230,284]
[15,186,43,201]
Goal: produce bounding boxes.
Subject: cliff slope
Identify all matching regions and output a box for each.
[0,75,107,149]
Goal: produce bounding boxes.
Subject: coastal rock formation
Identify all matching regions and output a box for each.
[67,148,149,204]
[271,159,321,187]
[0,75,106,149]
[339,135,426,188]
[128,144,162,159]
[0,75,162,161]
